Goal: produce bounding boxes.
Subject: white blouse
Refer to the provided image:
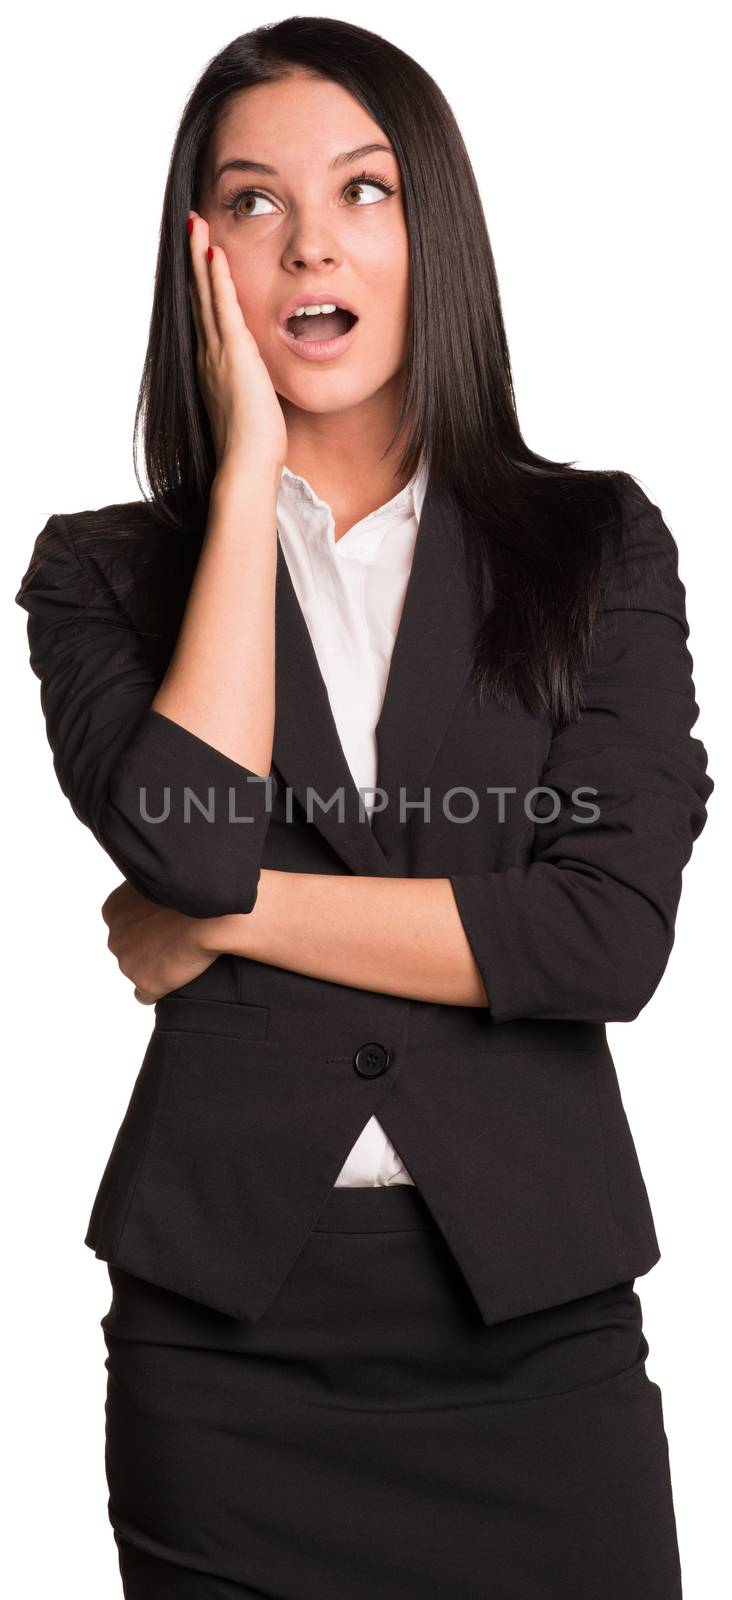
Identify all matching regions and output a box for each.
[276,455,430,1186]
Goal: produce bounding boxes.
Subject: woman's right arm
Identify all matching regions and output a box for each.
[151,457,280,778]
[15,213,288,920]
[150,209,288,776]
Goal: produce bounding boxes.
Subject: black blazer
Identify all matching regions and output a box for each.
[15,472,714,1327]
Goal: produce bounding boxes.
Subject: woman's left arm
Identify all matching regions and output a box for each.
[200,869,490,1006]
[103,870,488,1007]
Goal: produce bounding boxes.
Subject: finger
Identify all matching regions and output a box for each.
[188,212,220,357]
[186,217,206,356]
[206,242,248,345]
[189,237,218,359]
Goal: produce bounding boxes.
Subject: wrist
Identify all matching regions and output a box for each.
[193,873,275,961]
[192,913,241,956]
[213,454,283,503]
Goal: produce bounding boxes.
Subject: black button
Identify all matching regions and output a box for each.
[353,1042,391,1078]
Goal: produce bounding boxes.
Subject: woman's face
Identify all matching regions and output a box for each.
[200,71,410,419]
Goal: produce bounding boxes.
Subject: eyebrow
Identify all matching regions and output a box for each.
[211,143,396,187]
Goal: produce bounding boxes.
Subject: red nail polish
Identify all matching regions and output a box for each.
[207,245,214,262]
[187,217,194,236]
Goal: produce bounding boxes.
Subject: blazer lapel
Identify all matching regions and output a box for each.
[271,476,485,877]
[369,479,485,860]
[272,538,385,878]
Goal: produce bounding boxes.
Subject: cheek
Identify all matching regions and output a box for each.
[227,265,268,338]
[237,298,267,341]
[371,233,410,323]
[377,268,410,354]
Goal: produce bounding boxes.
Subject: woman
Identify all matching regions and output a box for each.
[15,16,713,1598]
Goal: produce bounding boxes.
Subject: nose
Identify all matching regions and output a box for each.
[282,218,342,274]
[284,246,339,272]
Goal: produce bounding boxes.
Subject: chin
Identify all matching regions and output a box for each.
[279,375,380,413]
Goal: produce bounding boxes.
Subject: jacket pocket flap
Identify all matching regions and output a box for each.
[154,995,270,1042]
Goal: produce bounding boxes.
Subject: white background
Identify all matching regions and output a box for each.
[3,2,728,1594]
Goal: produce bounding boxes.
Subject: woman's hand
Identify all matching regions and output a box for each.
[101,881,223,1005]
[187,209,288,472]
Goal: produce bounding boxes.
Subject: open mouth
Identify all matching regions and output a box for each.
[283,308,359,342]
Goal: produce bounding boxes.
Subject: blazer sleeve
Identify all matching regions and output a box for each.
[15,511,276,919]
[448,480,715,1024]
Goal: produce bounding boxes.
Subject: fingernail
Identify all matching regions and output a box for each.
[207,246,214,262]
[187,217,194,236]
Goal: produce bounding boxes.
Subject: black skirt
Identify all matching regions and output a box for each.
[101,1184,682,1598]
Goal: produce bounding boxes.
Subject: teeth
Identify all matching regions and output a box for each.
[290,303,339,318]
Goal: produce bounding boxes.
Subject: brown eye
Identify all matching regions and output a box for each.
[221,188,278,219]
[221,171,396,221]
[343,177,396,206]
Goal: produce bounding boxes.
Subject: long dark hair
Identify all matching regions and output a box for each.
[128,16,632,723]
